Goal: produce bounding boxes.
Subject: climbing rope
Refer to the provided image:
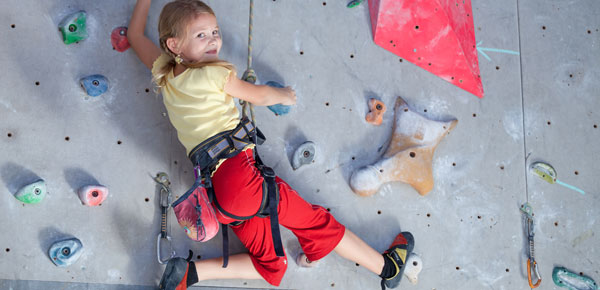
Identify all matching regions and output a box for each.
[240,0,257,124]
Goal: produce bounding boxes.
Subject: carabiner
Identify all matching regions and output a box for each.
[527,258,542,288]
[157,233,176,264]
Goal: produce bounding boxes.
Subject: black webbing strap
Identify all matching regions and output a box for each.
[221,223,229,268]
[261,166,284,257]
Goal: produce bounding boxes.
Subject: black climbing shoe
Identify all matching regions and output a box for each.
[159,257,190,290]
[381,232,415,289]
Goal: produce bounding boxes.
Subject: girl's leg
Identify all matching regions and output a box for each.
[333,228,385,275]
[194,253,263,281]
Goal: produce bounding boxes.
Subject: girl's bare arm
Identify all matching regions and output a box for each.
[224,76,297,107]
[128,0,161,69]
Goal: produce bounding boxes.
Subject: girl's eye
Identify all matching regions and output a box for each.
[213,30,219,36]
[197,33,205,38]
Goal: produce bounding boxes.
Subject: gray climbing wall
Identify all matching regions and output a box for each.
[1,0,599,290]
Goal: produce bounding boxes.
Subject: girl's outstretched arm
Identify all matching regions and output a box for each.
[224,76,297,107]
[128,0,161,69]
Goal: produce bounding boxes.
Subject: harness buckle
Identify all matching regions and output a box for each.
[260,166,275,178]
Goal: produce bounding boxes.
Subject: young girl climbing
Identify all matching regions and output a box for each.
[128,1,414,289]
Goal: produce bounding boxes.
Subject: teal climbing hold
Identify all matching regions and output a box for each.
[59,11,88,44]
[80,75,108,97]
[49,238,84,267]
[553,267,598,290]
[14,179,46,204]
[265,81,291,116]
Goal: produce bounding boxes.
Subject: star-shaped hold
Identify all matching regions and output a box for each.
[350,97,457,196]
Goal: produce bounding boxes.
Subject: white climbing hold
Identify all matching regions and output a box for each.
[292,141,316,170]
[404,254,422,284]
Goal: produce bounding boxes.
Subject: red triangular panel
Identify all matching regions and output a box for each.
[369,0,484,98]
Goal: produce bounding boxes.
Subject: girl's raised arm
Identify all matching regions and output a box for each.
[224,76,297,107]
[128,0,161,69]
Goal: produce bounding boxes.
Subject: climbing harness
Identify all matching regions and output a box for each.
[154,172,176,264]
[553,266,598,290]
[521,203,541,288]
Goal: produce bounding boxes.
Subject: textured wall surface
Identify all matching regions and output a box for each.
[1,0,599,289]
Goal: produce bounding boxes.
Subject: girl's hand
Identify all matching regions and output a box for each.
[277,86,297,106]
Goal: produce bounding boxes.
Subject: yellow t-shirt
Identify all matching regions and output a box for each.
[151,54,243,156]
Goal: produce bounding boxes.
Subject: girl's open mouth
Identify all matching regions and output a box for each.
[206,50,217,54]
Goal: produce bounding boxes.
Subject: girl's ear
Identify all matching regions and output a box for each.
[166,37,180,55]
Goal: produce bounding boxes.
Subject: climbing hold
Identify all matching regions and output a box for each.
[404,254,423,285]
[48,238,84,267]
[14,179,47,204]
[369,0,483,98]
[59,11,88,45]
[78,185,108,206]
[292,141,316,170]
[80,75,108,97]
[111,26,130,52]
[365,98,386,126]
[265,81,291,116]
[553,267,597,290]
[347,0,365,8]
[350,96,457,196]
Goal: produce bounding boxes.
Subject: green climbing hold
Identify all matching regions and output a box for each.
[14,179,47,204]
[553,267,598,290]
[59,11,88,44]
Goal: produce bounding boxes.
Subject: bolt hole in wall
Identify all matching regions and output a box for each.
[144,197,149,202]
[117,140,122,145]
[35,81,40,86]
[574,171,579,175]
[377,210,382,215]
[500,165,504,170]
[456,266,460,270]
[11,24,15,28]
[7,132,12,137]
[65,136,70,141]
[5,248,9,252]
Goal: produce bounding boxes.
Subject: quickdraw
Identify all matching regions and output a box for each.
[154,172,176,264]
[521,202,541,288]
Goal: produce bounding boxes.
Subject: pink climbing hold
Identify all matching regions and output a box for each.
[369,0,484,98]
[111,26,130,52]
[78,185,108,206]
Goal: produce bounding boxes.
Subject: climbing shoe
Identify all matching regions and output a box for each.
[380,232,415,289]
[159,255,197,290]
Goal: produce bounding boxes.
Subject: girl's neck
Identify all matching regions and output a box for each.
[173,63,187,77]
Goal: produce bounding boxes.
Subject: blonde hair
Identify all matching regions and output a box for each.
[154,0,236,87]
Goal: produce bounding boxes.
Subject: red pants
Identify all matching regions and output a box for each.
[211,149,345,286]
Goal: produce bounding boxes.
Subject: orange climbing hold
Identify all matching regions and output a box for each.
[369,0,484,98]
[365,98,386,126]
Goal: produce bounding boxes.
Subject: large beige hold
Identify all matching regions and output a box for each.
[350,97,457,196]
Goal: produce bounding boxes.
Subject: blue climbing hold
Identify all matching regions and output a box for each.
[49,238,84,267]
[265,81,291,116]
[80,75,108,97]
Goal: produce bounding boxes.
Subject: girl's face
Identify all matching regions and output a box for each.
[174,13,222,63]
